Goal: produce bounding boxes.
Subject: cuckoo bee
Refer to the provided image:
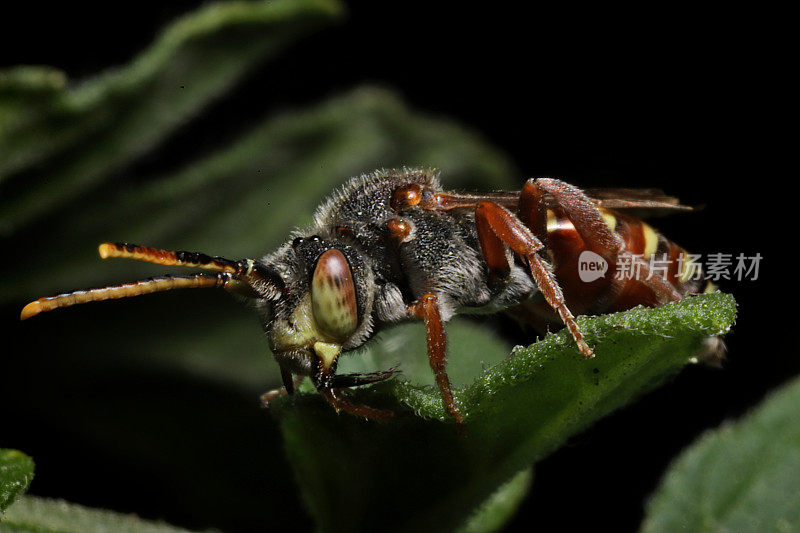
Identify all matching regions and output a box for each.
[20,169,718,424]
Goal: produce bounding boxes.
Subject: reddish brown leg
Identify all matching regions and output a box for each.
[475,201,594,358]
[260,373,306,407]
[475,209,511,286]
[312,362,396,420]
[263,369,398,414]
[407,293,463,425]
[522,179,622,256]
[518,180,548,242]
[521,178,681,303]
[317,387,396,420]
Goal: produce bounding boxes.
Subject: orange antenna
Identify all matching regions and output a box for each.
[19,242,274,321]
[20,273,233,320]
[98,242,246,274]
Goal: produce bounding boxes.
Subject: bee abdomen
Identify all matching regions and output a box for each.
[543,208,706,315]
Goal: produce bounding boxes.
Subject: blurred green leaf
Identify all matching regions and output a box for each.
[0,0,343,234]
[0,496,195,532]
[457,468,533,533]
[642,371,800,532]
[0,450,34,513]
[270,292,736,532]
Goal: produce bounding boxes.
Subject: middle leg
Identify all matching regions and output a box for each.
[407,293,463,425]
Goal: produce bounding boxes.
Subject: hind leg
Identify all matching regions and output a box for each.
[474,201,593,358]
[519,178,681,303]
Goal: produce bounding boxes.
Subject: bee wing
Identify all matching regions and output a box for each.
[438,188,694,217]
[582,188,693,212]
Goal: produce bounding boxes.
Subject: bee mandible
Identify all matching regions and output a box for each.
[21,168,716,424]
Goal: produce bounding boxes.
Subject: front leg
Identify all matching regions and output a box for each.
[316,386,397,420]
[261,361,397,419]
[312,360,397,419]
[260,369,398,409]
[407,293,463,425]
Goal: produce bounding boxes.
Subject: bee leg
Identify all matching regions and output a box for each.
[475,201,594,358]
[316,387,396,420]
[260,387,288,407]
[520,179,620,256]
[330,367,400,388]
[474,206,512,289]
[312,363,396,420]
[407,293,464,426]
[520,178,681,303]
[281,365,296,394]
[260,370,305,407]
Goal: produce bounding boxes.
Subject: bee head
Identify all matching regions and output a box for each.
[260,234,374,390]
[18,238,375,394]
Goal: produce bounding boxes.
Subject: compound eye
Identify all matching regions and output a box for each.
[311,249,358,341]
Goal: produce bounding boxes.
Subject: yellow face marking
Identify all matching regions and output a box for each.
[642,223,659,257]
[269,293,345,371]
[313,341,342,371]
[271,293,319,349]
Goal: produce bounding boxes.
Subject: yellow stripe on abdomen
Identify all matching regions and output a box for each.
[642,223,659,257]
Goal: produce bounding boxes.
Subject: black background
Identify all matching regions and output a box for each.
[1,2,783,531]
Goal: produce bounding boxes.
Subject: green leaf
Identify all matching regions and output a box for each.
[642,371,800,532]
[0,496,195,532]
[0,450,34,513]
[270,292,736,532]
[0,0,343,234]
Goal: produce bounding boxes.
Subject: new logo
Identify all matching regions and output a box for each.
[578,250,608,282]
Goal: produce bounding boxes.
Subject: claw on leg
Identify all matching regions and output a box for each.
[308,361,399,420]
[260,387,288,408]
[317,387,396,420]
